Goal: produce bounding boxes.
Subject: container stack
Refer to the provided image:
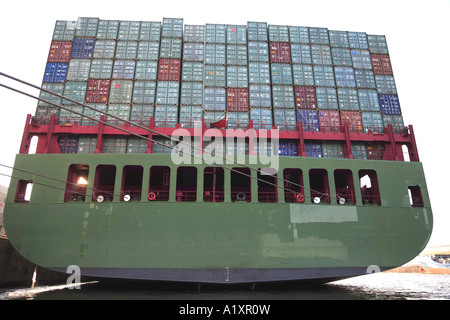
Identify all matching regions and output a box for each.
[35,17,405,157]
[203,23,227,127]
[225,24,249,129]
[179,24,204,128]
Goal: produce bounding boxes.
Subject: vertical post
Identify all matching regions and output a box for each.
[387,124,399,161]
[344,123,353,159]
[95,115,105,154]
[146,116,154,153]
[19,114,32,154]
[297,121,305,157]
[43,114,56,154]
[408,125,420,162]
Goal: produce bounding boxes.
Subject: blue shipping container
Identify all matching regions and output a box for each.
[297,110,320,132]
[279,140,299,156]
[71,38,95,58]
[304,141,322,158]
[379,94,401,115]
[204,88,226,111]
[250,107,272,130]
[335,67,356,87]
[43,62,68,83]
[249,85,272,108]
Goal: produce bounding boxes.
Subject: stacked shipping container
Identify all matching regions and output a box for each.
[36,17,405,157]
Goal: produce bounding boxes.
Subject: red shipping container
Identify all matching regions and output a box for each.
[85,79,111,103]
[270,42,291,63]
[227,88,249,112]
[294,86,317,109]
[371,54,393,75]
[319,110,341,132]
[340,111,363,133]
[158,59,181,81]
[47,41,72,62]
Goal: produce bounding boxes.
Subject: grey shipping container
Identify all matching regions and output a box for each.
[272,85,294,108]
[329,30,349,48]
[293,64,314,86]
[249,63,270,85]
[337,88,360,111]
[348,31,368,49]
[38,83,64,107]
[309,27,329,45]
[129,105,154,127]
[182,62,204,82]
[227,45,247,65]
[75,17,99,38]
[181,82,203,106]
[249,85,271,108]
[107,104,131,126]
[103,136,127,153]
[162,18,183,38]
[322,141,345,158]
[382,114,405,134]
[204,65,225,87]
[118,21,141,40]
[137,41,160,60]
[358,90,380,111]
[351,50,372,69]
[271,63,293,85]
[250,107,272,130]
[290,44,312,64]
[132,81,156,104]
[362,111,384,134]
[354,69,376,89]
[226,25,247,44]
[93,40,116,59]
[335,67,356,87]
[375,75,397,94]
[67,59,91,81]
[78,135,97,154]
[90,59,113,79]
[311,45,332,65]
[227,112,249,129]
[62,82,87,104]
[205,24,226,44]
[269,25,289,42]
[58,105,83,125]
[316,87,338,110]
[184,25,205,42]
[183,43,204,61]
[135,60,158,80]
[274,108,296,131]
[127,137,148,153]
[227,66,248,88]
[204,88,226,111]
[368,35,388,54]
[351,142,368,159]
[109,80,133,104]
[247,22,268,42]
[82,104,107,126]
[154,105,178,128]
[248,42,269,62]
[156,81,180,105]
[139,21,161,41]
[205,44,226,65]
[289,26,309,44]
[115,41,138,59]
[96,20,119,39]
[313,65,335,87]
[53,20,76,41]
[179,106,203,128]
[160,38,182,59]
[332,48,352,66]
[112,60,136,79]
[203,110,226,127]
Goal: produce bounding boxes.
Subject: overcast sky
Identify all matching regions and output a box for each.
[0,0,448,247]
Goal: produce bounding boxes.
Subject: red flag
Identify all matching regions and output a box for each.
[210,117,227,128]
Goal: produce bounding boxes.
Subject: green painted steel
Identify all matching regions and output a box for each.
[4,154,433,282]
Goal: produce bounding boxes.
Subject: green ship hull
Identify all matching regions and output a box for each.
[4,154,432,284]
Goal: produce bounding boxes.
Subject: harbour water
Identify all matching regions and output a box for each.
[1,272,448,301]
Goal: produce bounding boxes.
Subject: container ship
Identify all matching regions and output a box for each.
[3,17,432,284]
